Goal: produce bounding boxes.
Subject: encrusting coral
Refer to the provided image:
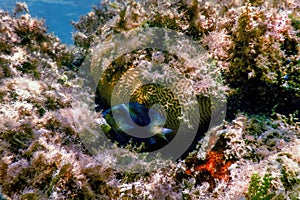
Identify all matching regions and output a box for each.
[0,0,299,199]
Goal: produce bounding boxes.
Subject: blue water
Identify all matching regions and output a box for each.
[0,0,100,44]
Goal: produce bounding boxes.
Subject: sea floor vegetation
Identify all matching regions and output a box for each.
[0,0,299,199]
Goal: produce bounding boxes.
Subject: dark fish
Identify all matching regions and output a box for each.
[101,102,173,151]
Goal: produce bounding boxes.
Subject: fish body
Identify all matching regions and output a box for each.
[101,102,173,151]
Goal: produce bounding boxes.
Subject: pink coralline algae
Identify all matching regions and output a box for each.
[0,1,299,199]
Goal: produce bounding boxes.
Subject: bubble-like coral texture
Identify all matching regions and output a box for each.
[0,0,299,199]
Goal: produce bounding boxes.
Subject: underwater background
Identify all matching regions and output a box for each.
[0,0,100,44]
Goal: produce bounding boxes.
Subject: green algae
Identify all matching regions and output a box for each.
[246,173,275,200]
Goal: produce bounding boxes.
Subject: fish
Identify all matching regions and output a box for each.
[95,50,216,156]
[101,102,173,151]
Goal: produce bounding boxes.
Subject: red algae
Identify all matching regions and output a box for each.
[185,136,236,190]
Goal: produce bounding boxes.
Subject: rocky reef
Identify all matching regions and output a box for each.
[0,0,299,199]
[73,0,300,118]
